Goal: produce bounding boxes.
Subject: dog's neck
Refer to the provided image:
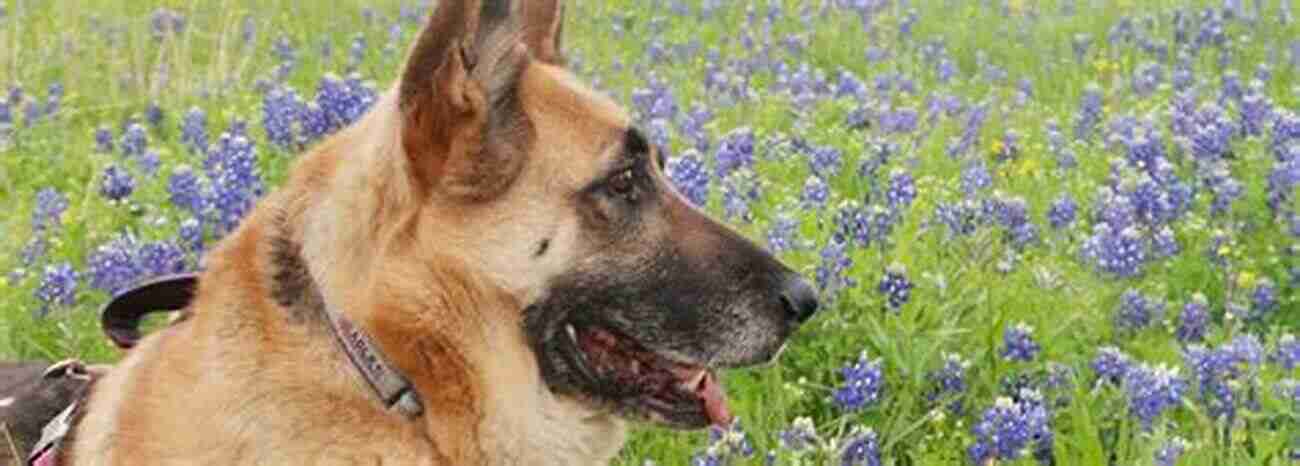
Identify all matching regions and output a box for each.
[269,193,626,465]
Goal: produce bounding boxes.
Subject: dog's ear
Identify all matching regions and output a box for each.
[521,0,565,65]
[399,0,531,201]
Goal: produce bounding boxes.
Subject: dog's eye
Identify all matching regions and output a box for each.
[606,168,637,199]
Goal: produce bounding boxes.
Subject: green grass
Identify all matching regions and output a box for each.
[2,0,1299,464]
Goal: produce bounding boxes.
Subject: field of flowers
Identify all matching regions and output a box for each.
[2,0,1299,464]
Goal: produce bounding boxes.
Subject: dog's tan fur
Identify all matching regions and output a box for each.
[67,2,638,464]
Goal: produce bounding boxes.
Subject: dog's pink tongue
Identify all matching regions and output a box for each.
[696,371,733,427]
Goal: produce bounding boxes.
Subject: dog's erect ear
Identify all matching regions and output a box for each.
[399,0,531,201]
[522,0,565,65]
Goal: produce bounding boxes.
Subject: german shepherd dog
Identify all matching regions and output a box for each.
[7,0,819,464]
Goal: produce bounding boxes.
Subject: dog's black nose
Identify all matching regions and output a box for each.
[779,275,819,324]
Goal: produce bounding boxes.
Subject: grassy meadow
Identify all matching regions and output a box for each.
[1,0,1298,464]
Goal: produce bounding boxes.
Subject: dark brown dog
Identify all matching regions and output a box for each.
[28,1,819,464]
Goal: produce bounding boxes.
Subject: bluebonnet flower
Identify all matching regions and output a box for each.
[99,165,135,201]
[800,175,830,209]
[879,107,919,134]
[1184,335,1263,422]
[1176,293,1210,343]
[1151,226,1180,258]
[988,195,1039,247]
[631,76,679,121]
[205,133,263,235]
[719,173,759,223]
[1131,61,1163,97]
[32,188,68,232]
[839,427,881,466]
[1092,346,1133,385]
[1002,323,1040,362]
[679,103,713,153]
[714,128,755,179]
[150,8,186,40]
[120,122,148,158]
[1080,223,1147,278]
[1123,363,1187,430]
[167,165,207,217]
[934,200,980,237]
[885,169,916,209]
[877,263,913,311]
[178,218,204,253]
[262,86,304,149]
[832,351,884,412]
[644,119,672,156]
[967,394,1052,464]
[936,58,956,83]
[0,101,10,126]
[947,101,990,158]
[314,73,377,136]
[1074,84,1104,142]
[690,421,755,466]
[19,237,47,267]
[1154,438,1187,466]
[136,241,188,277]
[776,417,818,452]
[960,160,991,195]
[1273,334,1300,370]
[1240,82,1274,137]
[272,35,296,63]
[928,353,969,413]
[1071,34,1092,62]
[1190,103,1236,160]
[806,144,842,177]
[34,262,78,317]
[1115,289,1164,333]
[1248,278,1277,320]
[833,70,868,100]
[86,234,145,295]
[1047,195,1077,229]
[94,125,114,153]
[766,215,800,253]
[666,150,709,207]
[145,102,163,127]
[181,107,208,154]
[815,237,855,298]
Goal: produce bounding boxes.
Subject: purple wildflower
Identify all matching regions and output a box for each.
[1123,363,1187,430]
[885,169,916,209]
[181,107,208,154]
[1047,195,1077,229]
[839,427,881,466]
[94,125,114,153]
[120,122,147,158]
[832,351,885,412]
[968,394,1053,464]
[666,150,709,207]
[1176,294,1210,343]
[1270,334,1300,371]
[1002,323,1040,362]
[34,262,78,316]
[714,128,755,179]
[877,263,913,311]
[801,175,830,209]
[1092,346,1133,385]
[766,215,800,253]
[32,188,68,232]
[1154,438,1187,466]
[1115,289,1165,333]
[1074,84,1104,142]
[99,165,135,201]
[777,417,818,452]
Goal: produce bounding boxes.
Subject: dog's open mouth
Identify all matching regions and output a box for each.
[560,323,733,428]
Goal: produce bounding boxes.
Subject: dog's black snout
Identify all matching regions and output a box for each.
[778,275,819,324]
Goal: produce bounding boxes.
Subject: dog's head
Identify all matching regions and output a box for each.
[388,0,818,429]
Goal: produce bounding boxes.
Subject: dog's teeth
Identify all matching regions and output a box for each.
[565,324,577,343]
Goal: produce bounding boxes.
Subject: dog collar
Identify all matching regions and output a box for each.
[99,272,424,419]
[324,305,425,419]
